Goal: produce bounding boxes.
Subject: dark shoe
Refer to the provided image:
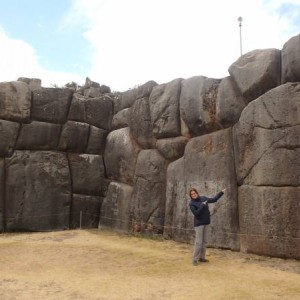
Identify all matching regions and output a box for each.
[199,258,209,262]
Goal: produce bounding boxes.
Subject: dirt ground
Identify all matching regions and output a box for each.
[0,229,299,300]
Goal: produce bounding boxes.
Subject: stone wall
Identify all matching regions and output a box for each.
[0,34,300,259]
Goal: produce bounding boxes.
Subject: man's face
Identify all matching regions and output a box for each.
[190,191,198,200]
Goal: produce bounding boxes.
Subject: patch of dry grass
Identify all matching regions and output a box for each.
[0,229,299,300]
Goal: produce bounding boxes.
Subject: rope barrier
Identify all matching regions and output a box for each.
[2,211,300,240]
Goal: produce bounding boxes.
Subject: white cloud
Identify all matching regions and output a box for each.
[67,0,300,91]
[0,27,85,87]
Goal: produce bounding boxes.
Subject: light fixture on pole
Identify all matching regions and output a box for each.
[238,16,243,56]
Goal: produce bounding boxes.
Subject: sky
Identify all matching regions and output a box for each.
[0,0,299,92]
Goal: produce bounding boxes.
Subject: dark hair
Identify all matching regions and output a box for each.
[189,188,199,198]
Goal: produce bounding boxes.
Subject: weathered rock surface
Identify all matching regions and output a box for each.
[239,186,300,259]
[5,151,71,231]
[131,149,169,233]
[0,119,20,157]
[16,121,61,150]
[156,136,188,161]
[282,33,300,83]
[128,97,155,148]
[229,49,281,103]
[100,181,133,231]
[0,81,31,123]
[149,79,182,139]
[180,76,222,137]
[31,88,73,124]
[104,128,141,185]
[112,108,130,130]
[68,153,106,196]
[0,159,4,231]
[86,126,108,155]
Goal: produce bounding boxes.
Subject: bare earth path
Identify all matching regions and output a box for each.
[0,229,299,300]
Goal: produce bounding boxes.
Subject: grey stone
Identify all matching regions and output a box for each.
[156,136,188,161]
[128,97,155,148]
[68,153,106,196]
[229,48,281,102]
[68,93,87,122]
[99,181,133,231]
[114,88,137,114]
[136,80,157,99]
[0,159,4,232]
[131,149,169,234]
[282,33,300,84]
[180,76,222,137]
[239,186,300,259]
[112,108,130,130]
[5,151,71,231]
[71,194,103,229]
[17,77,41,91]
[86,126,108,155]
[104,128,141,185]
[32,87,73,124]
[233,83,300,186]
[16,121,61,150]
[85,95,113,130]
[58,121,89,153]
[0,119,20,157]
[0,81,31,123]
[149,79,182,139]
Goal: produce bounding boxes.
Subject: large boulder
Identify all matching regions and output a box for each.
[0,119,20,157]
[32,88,73,123]
[5,151,71,231]
[58,121,89,153]
[180,76,222,137]
[156,136,188,161]
[99,181,133,231]
[112,108,130,130]
[68,153,106,196]
[104,128,141,185]
[128,97,155,148]
[16,121,61,150]
[149,79,182,139]
[282,33,300,83]
[229,48,281,103]
[216,76,247,128]
[86,126,108,155]
[68,93,87,122]
[131,149,169,233]
[0,81,31,123]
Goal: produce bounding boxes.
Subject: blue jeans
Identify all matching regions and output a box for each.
[193,225,209,262]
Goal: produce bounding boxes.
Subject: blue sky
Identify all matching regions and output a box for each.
[0,0,300,92]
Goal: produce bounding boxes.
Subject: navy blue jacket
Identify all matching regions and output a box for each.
[189,191,224,227]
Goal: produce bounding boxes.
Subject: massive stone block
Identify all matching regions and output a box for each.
[99,181,133,231]
[239,186,300,259]
[183,128,240,250]
[216,76,247,128]
[0,119,20,157]
[104,128,141,185]
[131,149,169,233]
[85,95,113,130]
[32,88,73,124]
[149,78,182,139]
[233,83,300,186]
[16,121,61,150]
[0,81,31,123]
[156,136,188,161]
[68,153,106,196]
[86,126,108,155]
[68,93,87,122]
[112,108,130,130]
[282,33,300,84]
[70,194,103,229]
[180,76,222,137]
[229,49,281,103]
[58,121,89,153]
[5,151,71,231]
[128,97,155,148]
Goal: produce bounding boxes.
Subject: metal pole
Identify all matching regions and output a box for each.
[238,16,243,56]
